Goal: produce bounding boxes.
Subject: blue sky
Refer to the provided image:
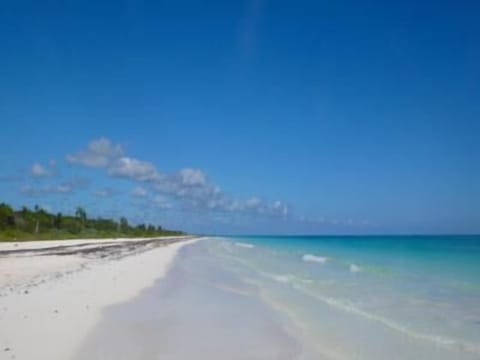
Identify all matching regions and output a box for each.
[0,0,479,234]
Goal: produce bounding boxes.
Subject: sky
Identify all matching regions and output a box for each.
[0,0,479,234]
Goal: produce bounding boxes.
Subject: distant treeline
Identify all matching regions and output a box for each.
[0,203,184,241]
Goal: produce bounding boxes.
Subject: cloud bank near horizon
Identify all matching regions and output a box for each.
[66,137,289,217]
[8,137,370,231]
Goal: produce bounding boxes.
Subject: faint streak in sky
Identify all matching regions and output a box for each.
[239,0,266,59]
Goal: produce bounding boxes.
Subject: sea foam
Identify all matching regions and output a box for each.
[235,242,255,248]
[302,254,328,264]
[349,264,361,273]
[271,274,292,283]
[290,283,480,356]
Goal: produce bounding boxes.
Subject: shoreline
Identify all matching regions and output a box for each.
[75,238,307,360]
[0,236,201,360]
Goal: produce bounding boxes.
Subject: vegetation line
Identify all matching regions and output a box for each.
[0,203,184,242]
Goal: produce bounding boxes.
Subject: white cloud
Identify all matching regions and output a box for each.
[93,188,116,198]
[31,136,371,229]
[108,157,160,181]
[152,195,172,209]
[56,185,72,193]
[298,215,371,228]
[272,200,289,216]
[245,197,261,208]
[225,200,242,212]
[151,171,223,208]
[21,184,71,197]
[66,137,123,168]
[20,177,89,197]
[67,137,291,219]
[131,186,148,197]
[178,168,207,186]
[31,163,50,177]
[219,197,289,217]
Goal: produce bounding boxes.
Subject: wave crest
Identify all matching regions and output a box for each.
[302,254,328,264]
[235,242,255,248]
[349,263,361,273]
[271,274,292,283]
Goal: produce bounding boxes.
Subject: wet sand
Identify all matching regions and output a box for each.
[74,240,319,360]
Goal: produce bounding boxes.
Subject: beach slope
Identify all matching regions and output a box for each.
[0,236,199,360]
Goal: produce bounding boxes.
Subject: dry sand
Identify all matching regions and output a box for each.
[0,236,200,360]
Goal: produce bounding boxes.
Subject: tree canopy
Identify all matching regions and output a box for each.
[0,202,184,241]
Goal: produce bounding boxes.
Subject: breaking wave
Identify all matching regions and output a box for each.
[302,254,328,264]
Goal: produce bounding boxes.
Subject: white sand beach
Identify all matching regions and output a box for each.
[0,236,199,360]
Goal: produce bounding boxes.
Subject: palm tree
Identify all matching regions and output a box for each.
[54,212,63,229]
[75,207,87,227]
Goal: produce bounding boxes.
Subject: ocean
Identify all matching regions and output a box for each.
[77,235,480,360]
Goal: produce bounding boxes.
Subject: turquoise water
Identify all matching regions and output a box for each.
[208,235,480,359]
[78,235,480,360]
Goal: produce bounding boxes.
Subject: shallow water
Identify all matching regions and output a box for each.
[75,240,316,360]
[77,235,480,360]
